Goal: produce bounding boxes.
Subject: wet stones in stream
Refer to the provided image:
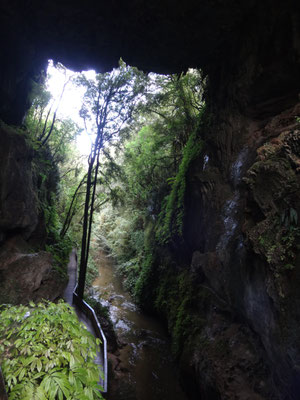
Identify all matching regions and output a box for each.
[90,252,188,400]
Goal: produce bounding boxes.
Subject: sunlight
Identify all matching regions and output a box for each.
[46,60,96,156]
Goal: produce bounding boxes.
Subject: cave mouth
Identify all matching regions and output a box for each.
[0,52,210,399]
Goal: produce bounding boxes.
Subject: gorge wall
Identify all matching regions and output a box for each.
[0,1,299,399]
[175,101,300,400]
[0,123,66,304]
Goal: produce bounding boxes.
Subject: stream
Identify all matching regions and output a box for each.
[92,251,188,400]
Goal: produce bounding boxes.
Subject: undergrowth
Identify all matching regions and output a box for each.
[32,147,73,280]
[0,301,103,399]
[83,295,110,320]
[85,255,99,289]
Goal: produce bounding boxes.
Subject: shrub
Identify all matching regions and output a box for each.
[0,301,103,400]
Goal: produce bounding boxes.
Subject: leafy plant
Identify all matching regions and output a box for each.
[0,301,103,399]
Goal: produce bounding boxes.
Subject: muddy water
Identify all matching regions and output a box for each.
[92,252,188,400]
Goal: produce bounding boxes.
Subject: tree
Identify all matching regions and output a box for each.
[120,69,205,214]
[94,68,206,296]
[24,67,82,276]
[76,61,147,298]
[25,63,75,149]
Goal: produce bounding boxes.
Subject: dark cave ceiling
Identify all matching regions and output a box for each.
[0,0,299,124]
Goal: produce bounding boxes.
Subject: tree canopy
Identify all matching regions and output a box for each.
[22,61,206,300]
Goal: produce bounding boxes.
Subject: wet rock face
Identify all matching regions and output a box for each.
[187,314,272,400]
[241,106,300,394]
[0,124,38,241]
[179,103,300,399]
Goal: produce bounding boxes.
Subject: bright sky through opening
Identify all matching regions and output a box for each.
[46,60,96,155]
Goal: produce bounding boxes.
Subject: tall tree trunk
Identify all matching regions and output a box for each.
[60,175,86,238]
[84,147,101,269]
[77,151,96,298]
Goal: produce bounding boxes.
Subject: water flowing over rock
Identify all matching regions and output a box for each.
[180,104,300,399]
[231,148,249,188]
[216,191,240,261]
[92,252,188,400]
[202,154,209,171]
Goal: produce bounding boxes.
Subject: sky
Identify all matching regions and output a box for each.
[46,60,96,155]
[45,60,162,157]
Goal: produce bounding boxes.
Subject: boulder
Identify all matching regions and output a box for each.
[0,237,66,304]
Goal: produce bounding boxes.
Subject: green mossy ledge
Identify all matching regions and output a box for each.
[157,131,205,244]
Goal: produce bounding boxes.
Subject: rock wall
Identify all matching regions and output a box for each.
[0,124,65,304]
[0,124,38,241]
[169,6,300,395]
[174,102,300,400]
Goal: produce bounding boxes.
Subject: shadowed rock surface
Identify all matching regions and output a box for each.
[0,236,65,304]
[0,124,38,240]
[0,124,66,304]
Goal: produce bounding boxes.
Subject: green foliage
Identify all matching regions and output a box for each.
[75,60,147,157]
[85,254,99,288]
[123,125,173,209]
[154,270,206,355]
[25,77,80,163]
[0,301,103,399]
[24,64,210,364]
[25,75,86,276]
[133,251,155,302]
[96,206,143,260]
[31,148,73,278]
[28,79,51,112]
[83,296,110,320]
[258,210,300,271]
[45,239,72,280]
[30,146,73,279]
[156,130,204,243]
[94,69,207,314]
[117,258,142,293]
[74,61,148,297]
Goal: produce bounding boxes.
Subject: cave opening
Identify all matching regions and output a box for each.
[0,1,300,399]
[0,58,208,399]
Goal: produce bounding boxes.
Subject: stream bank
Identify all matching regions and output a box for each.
[91,251,188,400]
